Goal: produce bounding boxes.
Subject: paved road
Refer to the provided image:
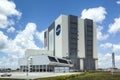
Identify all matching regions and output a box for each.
[0,72,79,79]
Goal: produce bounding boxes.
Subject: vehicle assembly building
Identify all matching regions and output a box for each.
[19,14,98,72]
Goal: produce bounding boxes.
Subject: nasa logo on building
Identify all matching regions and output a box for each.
[56,24,61,36]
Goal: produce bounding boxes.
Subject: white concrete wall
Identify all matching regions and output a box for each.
[49,29,54,51]
[93,22,98,59]
[55,15,62,58]
[80,59,84,70]
[95,60,98,70]
[93,22,98,70]
[25,49,53,57]
[78,19,85,58]
[32,55,50,65]
[19,55,50,66]
[55,15,69,58]
[61,15,69,57]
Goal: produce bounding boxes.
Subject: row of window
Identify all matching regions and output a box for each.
[69,31,78,34]
[20,65,54,69]
[86,33,93,37]
[48,56,72,64]
[20,65,54,72]
[70,21,77,24]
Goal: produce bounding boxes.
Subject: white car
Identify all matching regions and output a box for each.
[1,73,12,77]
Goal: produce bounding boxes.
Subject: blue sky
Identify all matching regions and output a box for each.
[0,0,120,69]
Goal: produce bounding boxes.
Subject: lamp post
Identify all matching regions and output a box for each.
[27,56,32,80]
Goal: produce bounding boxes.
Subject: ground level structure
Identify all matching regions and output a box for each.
[19,51,73,72]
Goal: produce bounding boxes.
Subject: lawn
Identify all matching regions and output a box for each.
[35,72,120,80]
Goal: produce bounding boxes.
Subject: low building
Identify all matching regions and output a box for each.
[19,50,73,72]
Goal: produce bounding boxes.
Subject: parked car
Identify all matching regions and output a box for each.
[1,73,12,77]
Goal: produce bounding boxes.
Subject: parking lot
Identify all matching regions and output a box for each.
[0,72,78,79]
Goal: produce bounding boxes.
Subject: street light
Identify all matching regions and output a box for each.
[27,56,32,80]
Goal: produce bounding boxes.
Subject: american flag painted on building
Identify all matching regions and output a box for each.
[44,31,48,48]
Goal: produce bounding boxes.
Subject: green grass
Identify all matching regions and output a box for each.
[0,72,120,80]
[35,72,120,80]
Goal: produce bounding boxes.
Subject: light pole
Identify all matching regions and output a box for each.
[26,57,29,80]
[27,56,32,80]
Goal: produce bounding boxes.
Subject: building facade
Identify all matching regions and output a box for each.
[19,14,98,72]
[19,53,73,72]
[44,14,98,71]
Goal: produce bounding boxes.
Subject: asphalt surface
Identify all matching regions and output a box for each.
[0,72,78,79]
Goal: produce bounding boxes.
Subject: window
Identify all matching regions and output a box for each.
[68,61,72,64]
[48,56,57,62]
[57,58,68,64]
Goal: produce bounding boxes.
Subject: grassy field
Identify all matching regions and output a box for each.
[35,72,120,80]
[0,72,120,80]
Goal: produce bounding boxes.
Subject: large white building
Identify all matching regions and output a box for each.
[19,14,98,72]
[44,14,98,71]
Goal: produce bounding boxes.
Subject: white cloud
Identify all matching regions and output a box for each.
[0,55,19,69]
[97,26,109,40]
[113,44,120,53]
[0,0,22,29]
[7,27,15,33]
[81,7,108,41]
[98,53,120,68]
[116,0,120,4]
[35,30,44,44]
[99,43,120,68]
[14,23,39,49]
[99,42,120,54]
[98,53,112,68]
[100,42,113,49]
[0,23,45,69]
[0,31,8,49]
[81,6,107,23]
[108,17,120,34]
